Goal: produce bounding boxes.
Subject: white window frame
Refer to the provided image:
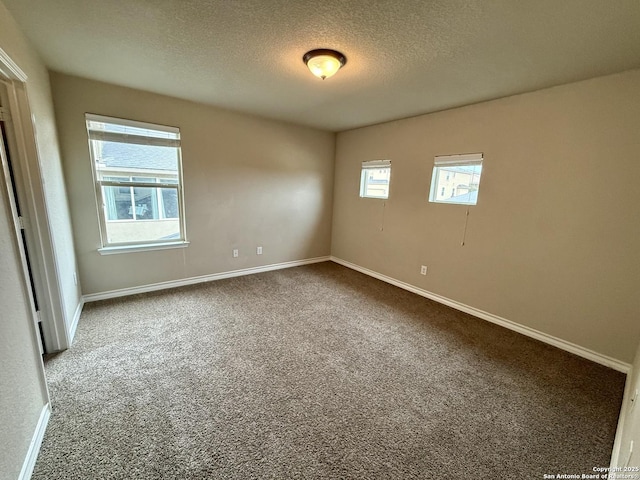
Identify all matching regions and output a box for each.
[429,153,483,206]
[360,159,391,199]
[85,113,188,254]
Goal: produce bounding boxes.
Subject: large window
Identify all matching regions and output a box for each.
[360,160,391,199]
[429,153,483,205]
[86,114,187,251]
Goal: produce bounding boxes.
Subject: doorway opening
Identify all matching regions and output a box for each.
[0,82,45,353]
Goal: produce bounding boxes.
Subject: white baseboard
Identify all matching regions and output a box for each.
[67,299,84,346]
[18,403,50,480]
[330,256,630,373]
[84,256,331,303]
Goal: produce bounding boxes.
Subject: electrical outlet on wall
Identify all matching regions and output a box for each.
[420,265,428,275]
[257,246,263,255]
[232,249,239,258]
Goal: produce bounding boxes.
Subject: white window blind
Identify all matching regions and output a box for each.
[86,113,181,148]
[361,159,391,169]
[434,153,483,167]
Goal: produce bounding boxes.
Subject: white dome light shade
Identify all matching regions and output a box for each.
[303,49,347,80]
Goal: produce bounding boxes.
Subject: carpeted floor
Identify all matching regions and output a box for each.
[34,262,625,479]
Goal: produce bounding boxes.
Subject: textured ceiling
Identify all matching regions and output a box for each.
[3,0,640,131]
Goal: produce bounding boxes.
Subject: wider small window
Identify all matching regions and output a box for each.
[360,160,391,199]
[429,153,483,205]
[86,114,187,251]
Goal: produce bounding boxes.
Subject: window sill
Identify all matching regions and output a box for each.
[98,241,189,255]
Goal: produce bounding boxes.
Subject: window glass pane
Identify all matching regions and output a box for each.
[102,185,131,220]
[103,185,180,244]
[93,141,178,181]
[132,186,159,219]
[103,176,129,182]
[104,216,181,244]
[161,188,179,218]
[429,163,482,205]
[361,166,390,199]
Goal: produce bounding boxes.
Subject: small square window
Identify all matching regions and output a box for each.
[429,153,483,205]
[360,160,391,199]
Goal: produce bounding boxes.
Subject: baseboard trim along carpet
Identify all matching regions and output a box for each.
[19,403,51,480]
[330,256,630,373]
[83,256,331,303]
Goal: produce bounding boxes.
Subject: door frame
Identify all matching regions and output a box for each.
[0,47,70,352]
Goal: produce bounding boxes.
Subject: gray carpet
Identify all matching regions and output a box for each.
[34,262,625,479]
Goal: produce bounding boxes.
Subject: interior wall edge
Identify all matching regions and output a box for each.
[330,256,631,374]
[82,255,331,303]
[609,367,634,469]
[609,340,640,470]
[67,298,84,345]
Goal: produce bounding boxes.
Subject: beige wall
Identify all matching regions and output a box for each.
[0,170,48,479]
[0,2,55,479]
[0,157,49,479]
[0,0,81,345]
[332,69,640,364]
[50,73,335,295]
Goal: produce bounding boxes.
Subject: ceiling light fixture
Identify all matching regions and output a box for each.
[303,49,347,80]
